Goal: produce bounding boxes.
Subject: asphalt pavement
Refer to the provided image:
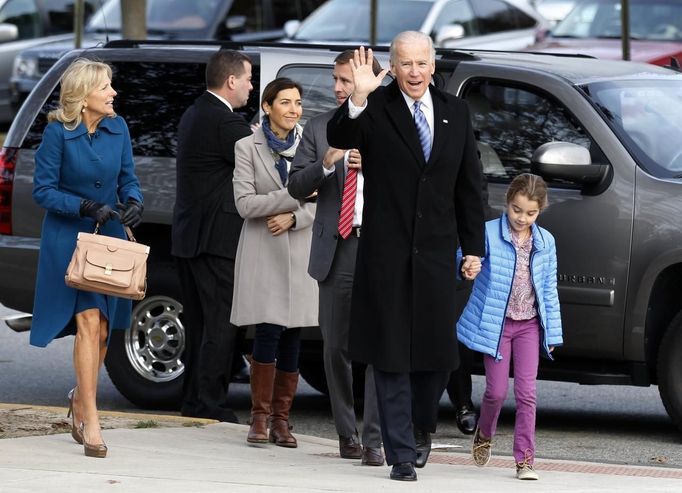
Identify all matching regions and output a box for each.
[1,410,681,493]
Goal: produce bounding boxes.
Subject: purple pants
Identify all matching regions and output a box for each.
[478,317,540,464]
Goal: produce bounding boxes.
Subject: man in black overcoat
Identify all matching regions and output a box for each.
[327,32,485,481]
[171,49,253,422]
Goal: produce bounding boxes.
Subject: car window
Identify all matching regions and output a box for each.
[44,0,97,34]
[473,0,536,34]
[23,60,260,157]
[0,0,41,40]
[277,63,393,126]
[88,0,221,33]
[229,0,322,32]
[463,79,594,183]
[277,64,340,126]
[432,0,477,37]
[585,79,682,177]
[553,0,682,41]
[292,0,432,43]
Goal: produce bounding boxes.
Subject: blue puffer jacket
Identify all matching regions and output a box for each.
[456,214,563,361]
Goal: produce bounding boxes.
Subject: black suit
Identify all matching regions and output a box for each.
[172,91,251,421]
[327,81,485,464]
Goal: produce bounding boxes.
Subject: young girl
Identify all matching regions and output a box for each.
[456,173,563,480]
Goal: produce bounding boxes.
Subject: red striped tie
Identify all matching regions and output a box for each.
[338,168,358,239]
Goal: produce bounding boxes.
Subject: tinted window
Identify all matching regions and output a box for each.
[277,64,337,126]
[432,0,477,36]
[472,0,516,34]
[277,63,393,126]
[463,80,593,183]
[44,0,97,34]
[293,0,432,43]
[553,0,682,41]
[0,0,41,39]
[229,0,322,32]
[23,61,261,157]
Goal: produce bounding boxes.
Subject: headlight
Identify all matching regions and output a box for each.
[12,55,39,79]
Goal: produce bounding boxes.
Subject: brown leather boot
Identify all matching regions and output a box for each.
[269,369,299,448]
[247,360,276,444]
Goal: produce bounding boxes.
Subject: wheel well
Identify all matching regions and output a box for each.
[645,263,682,382]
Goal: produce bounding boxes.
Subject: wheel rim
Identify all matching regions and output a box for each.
[125,295,185,383]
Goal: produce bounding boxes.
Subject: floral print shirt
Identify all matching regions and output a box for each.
[506,228,537,320]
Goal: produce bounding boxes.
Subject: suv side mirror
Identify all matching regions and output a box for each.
[531,142,610,187]
[0,23,18,43]
[435,24,465,47]
[284,20,301,38]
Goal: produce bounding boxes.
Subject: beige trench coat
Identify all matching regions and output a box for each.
[231,128,318,328]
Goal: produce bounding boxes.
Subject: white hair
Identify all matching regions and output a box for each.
[389,31,435,65]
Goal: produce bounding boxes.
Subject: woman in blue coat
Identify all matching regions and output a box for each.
[31,58,143,458]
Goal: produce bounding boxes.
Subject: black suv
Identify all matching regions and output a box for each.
[3,40,682,434]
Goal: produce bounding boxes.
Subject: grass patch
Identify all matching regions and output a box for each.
[182,421,206,428]
[134,420,160,429]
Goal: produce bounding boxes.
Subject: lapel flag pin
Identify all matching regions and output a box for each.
[443,119,448,123]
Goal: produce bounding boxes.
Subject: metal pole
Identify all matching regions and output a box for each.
[621,0,630,61]
[370,0,377,46]
[74,0,84,49]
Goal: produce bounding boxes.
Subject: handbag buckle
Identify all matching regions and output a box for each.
[105,264,113,276]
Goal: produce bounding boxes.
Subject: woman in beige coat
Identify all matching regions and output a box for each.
[232,77,317,448]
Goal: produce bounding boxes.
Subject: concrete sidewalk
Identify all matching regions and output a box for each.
[1,420,681,493]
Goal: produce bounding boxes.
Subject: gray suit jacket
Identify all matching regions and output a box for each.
[288,109,347,282]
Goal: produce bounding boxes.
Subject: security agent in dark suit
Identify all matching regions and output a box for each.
[326,33,485,481]
[171,49,254,422]
[288,50,384,467]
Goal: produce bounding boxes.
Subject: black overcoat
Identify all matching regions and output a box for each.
[171,92,252,259]
[327,81,485,372]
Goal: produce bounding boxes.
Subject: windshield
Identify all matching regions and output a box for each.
[293,0,432,43]
[585,78,682,177]
[552,0,682,41]
[87,0,222,34]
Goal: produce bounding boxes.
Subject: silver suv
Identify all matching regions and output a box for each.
[2,41,682,432]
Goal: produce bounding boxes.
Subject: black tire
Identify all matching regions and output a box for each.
[657,310,682,432]
[104,263,185,410]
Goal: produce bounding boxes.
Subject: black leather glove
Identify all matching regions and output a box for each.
[79,199,119,225]
[116,199,144,228]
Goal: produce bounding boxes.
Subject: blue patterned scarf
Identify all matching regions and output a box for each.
[261,116,302,185]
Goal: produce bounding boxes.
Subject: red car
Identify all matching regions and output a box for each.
[527,0,682,66]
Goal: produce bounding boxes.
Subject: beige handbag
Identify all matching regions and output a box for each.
[65,225,150,300]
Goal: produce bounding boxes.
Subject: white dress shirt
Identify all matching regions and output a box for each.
[207,90,233,111]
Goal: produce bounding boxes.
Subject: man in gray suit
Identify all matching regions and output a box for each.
[288,50,384,466]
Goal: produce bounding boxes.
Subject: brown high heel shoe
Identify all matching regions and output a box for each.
[80,423,108,458]
[66,388,83,445]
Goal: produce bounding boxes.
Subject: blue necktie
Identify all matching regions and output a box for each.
[413,101,431,162]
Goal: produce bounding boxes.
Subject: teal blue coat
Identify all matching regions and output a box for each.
[30,116,143,347]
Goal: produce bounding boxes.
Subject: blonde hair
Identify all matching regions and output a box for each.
[506,173,549,210]
[48,58,114,130]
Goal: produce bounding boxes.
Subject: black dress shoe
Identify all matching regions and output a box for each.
[455,405,479,435]
[339,435,363,459]
[414,430,431,468]
[361,446,384,466]
[390,462,417,481]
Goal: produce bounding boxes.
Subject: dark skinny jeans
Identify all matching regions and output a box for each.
[251,323,301,373]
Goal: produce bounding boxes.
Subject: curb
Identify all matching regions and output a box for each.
[0,402,218,425]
